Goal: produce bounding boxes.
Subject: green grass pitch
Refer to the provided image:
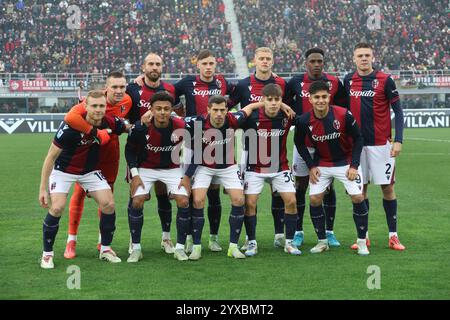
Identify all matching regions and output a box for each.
[0,128,449,300]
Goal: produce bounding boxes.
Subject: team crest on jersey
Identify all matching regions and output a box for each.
[333,120,341,130]
[216,79,222,89]
[50,182,56,191]
[244,182,248,190]
[300,82,304,87]
[139,90,143,96]
[372,79,379,89]
[349,80,353,86]
[193,81,197,87]
[121,105,126,113]
[248,85,252,91]
[255,121,260,128]
[328,81,333,91]
[146,134,150,140]
[308,125,313,132]
[282,118,288,128]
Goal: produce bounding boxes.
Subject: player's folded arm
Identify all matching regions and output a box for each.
[64,104,92,134]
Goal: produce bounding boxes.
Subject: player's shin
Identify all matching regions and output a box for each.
[383,198,398,234]
[244,215,257,241]
[128,206,144,249]
[229,206,245,244]
[323,187,337,231]
[176,207,190,247]
[191,208,205,245]
[43,213,61,254]
[310,205,326,240]
[271,194,285,236]
[284,213,298,241]
[295,187,306,232]
[207,188,222,236]
[157,194,172,236]
[99,212,116,252]
[353,201,369,239]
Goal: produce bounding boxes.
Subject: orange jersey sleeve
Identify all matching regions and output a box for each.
[106,94,133,119]
[64,102,92,134]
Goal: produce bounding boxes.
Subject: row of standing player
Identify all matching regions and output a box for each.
[39,44,405,268]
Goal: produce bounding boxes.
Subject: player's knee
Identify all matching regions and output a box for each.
[310,194,323,207]
[131,196,145,209]
[50,203,65,216]
[231,195,245,207]
[283,195,297,211]
[351,194,365,204]
[176,196,189,208]
[381,184,396,199]
[193,197,205,209]
[100,198,115,213]
[245,197,257,211]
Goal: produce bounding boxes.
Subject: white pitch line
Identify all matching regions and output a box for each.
[405,137,450,143]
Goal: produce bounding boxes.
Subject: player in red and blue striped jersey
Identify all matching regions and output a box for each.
[294,80,370,256]
[127,53,179,254]
[286,48,348,249]
[125,91,191,262]
[38,91,129,269]
[179,95,265,260]
[174,49,235,253]
[228,47,288,249]
[344,43,405,251]
[241,84,300,256]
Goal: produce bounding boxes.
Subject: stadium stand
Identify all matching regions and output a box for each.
[235,0,449,73]
[0,0,235,74]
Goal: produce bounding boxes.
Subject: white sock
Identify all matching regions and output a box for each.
[98,233,102,244]
[229,243,238,248]
[132,243,141,250]
[100,245,111,253]
[248,240,257,246]
[295,230,304,235]
[245,235,249,241]
[210,234,218,239]
[162,232,171,240]
[275,233,284,239]
[326,230,334,234]
[175,243,185,250]
[67,234,77,242]
[389,232,398,238]
[43,251,54,257]
[186,234,193,241]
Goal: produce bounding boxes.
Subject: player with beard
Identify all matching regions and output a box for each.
[127,53,179,255]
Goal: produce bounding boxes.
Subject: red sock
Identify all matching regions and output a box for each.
[68,183,86,236]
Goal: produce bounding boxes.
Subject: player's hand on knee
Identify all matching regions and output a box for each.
[346,167,358,181]
[39,190,49,208]
[309,167,320,184]
[91,128,111,146]
[390,142,402,157]
[130,176,144,197]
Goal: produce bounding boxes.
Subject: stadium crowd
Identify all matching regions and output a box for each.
[0,0,235,74]
[235,0,449,73]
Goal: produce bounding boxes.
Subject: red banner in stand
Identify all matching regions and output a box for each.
[9,80,50,91]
